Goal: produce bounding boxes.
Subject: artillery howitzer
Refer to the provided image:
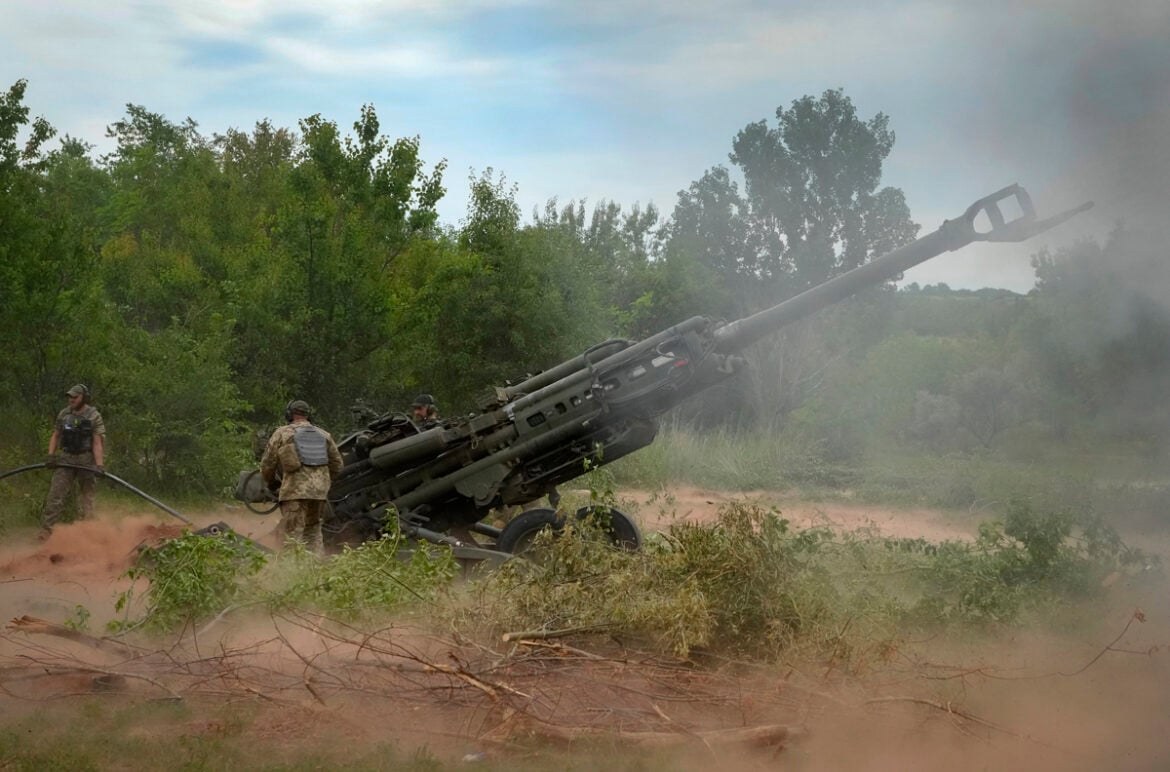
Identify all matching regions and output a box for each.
[239,185,1090,560]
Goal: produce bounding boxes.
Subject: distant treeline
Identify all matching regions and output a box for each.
[2,79,1168,494]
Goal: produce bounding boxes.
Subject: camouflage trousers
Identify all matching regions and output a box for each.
[277,499,327,554]
[42,453,97,531]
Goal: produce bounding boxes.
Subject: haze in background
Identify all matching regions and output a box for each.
[3,0,1167,290]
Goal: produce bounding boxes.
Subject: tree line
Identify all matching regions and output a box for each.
[1,78,1167,495]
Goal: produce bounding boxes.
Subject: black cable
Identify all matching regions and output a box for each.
[0,462,193,525]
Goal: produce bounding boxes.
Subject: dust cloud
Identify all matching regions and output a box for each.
[972,1,1170,291]
[0,506,273,626]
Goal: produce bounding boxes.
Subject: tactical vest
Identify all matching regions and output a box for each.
[60,410,95,454]
[293,425,330,466]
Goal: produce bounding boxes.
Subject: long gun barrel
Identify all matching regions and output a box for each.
[714,185,1092,352]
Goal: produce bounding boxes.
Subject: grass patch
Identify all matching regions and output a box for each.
[610,425,858,493]
[455,498,1155,668]
[610,425,1170,522]
[0,699,461,771]
[109,523,457,635]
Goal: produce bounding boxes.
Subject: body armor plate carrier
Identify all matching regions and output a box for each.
[60,412,95,454]
[293,425,329,466]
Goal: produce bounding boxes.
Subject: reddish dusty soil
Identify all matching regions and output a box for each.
[620,485,979,543]
[2,495,1169,770]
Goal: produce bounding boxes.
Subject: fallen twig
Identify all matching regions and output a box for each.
[1059,608,1146,677]
[8,615,141,656]
[501,624,615,643]
[489,718,801,749]
[863,695,1069,754]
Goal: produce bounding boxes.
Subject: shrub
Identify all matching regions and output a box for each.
[111,524,458,634]
[458,497,1154,667]
[269,532,457,620]
[112,531,267,633]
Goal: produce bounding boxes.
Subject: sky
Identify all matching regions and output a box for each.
[3,0,1168,291]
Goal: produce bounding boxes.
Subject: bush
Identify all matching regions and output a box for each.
[463,502,884,663]
[112,531,267,633]
[457,497,1154,667]
[111,524,458,634]
[269,532,457,620]
[900,497,1153,624]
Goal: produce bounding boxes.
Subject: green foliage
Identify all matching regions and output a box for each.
[268,533,457,620]
[610,422,859,492]
[652,504,841,654]
[580,453,619,509]
[464,497,1150,665]
[464,523,709,657]
[900,498,1153,624]
[620,246,726,339]
[0,487,44,535]
[727,88,918,289]
[465,501,868,660]
[390,173,616,408]
[63,604,91,633]
[0,81,113,453]
[112,532,268,633]
[111,528,456,635]
[1024,234,1170,447]
[98,315,251,491]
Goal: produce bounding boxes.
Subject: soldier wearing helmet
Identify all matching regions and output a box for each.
[40,384,106,538]
[260,400,343,553]
[410,393,440,429]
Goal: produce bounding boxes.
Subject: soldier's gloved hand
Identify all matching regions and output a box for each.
[45,454,58,468]
[95,464,105,474]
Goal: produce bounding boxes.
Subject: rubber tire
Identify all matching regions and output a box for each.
[574,506,642,551]
[494,508,565,555]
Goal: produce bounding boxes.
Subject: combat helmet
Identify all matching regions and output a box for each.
[285,400,313,422]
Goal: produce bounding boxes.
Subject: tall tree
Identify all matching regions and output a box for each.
[666,166,751,316]
[668,89,918,311]
[663,89,920,428]
[730,88,919,290]
[228,106,447,421]
[0,81,112,452]
[1024,231,1170,445]
[530,197,664,331]
[391,172,619,410]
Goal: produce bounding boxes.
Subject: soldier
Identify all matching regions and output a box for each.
[410,394,440,429]
[41,384,106,537]
[260,400,343,554]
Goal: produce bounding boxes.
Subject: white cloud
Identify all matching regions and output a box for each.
[258,35,505,78]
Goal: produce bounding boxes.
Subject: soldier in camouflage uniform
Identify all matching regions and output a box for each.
[41,384,106,537]
[260,400,343,554]
[410,393,440,429]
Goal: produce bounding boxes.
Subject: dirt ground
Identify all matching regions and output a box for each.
[621,485,980,542]
[2,492,1169,770]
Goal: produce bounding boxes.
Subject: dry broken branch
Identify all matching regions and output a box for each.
[8,615,141,656]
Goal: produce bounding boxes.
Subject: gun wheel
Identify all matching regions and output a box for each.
[574,505,642,551]
[495,508,564,555]
[494,505,642,556]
